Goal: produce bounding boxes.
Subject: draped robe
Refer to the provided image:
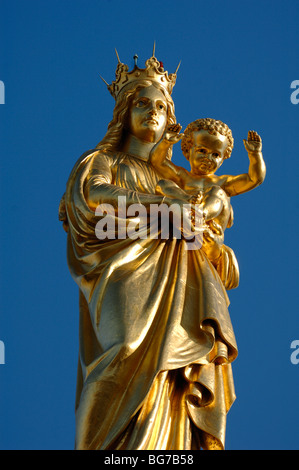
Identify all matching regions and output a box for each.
[59,149,239,450]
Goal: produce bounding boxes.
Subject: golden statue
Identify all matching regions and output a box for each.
[59,50,266,450]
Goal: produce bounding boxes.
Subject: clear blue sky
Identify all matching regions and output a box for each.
[0,0,298,450]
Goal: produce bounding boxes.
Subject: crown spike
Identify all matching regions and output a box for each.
[152,41,156,57]
[99,75,109,87]
[115,48,121,63]
[175,60,181,75]
[106,50,178,100]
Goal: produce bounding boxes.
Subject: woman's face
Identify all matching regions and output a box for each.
[128,85,168,143]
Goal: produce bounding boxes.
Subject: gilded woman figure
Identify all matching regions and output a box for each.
[59,54,239,450]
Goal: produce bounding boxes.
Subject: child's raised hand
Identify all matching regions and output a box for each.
[243,130,262,153]
[163,123,184,144]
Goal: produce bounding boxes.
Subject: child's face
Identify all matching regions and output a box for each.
[189,130,228,176]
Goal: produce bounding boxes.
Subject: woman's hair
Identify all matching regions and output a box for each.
[181,118,234,160]
[96,80,176,159]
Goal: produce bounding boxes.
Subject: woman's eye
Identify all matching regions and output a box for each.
[158,103,166,110]
[137,100,146,107]
[213,153,219,158]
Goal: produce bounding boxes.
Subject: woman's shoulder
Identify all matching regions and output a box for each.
[89,148,125,163]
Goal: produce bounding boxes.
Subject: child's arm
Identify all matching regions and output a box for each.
[149,124,186,187]
[221,131,266,196]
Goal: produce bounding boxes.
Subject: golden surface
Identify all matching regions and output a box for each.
[59,53,265,450]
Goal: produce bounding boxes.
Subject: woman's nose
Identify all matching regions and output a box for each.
[148,103,157,115]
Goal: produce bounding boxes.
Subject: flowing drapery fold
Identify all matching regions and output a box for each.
[60,150,238,450]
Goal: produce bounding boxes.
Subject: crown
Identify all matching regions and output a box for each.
[100,45,180,100]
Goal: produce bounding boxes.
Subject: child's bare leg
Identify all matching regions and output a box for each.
[201,186,224,221]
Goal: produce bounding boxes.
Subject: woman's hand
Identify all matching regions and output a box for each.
[162,196,201,240]
[188,190,204,205]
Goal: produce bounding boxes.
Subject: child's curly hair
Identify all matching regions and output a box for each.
[181,118,234,160]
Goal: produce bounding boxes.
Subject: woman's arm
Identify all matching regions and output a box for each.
[155,179,191,202]
[84,152,169,212]
[84,152,194,223]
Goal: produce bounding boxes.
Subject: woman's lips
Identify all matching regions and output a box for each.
[145,118,158,125]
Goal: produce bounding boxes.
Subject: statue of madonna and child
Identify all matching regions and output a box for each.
[59,48,266,450]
